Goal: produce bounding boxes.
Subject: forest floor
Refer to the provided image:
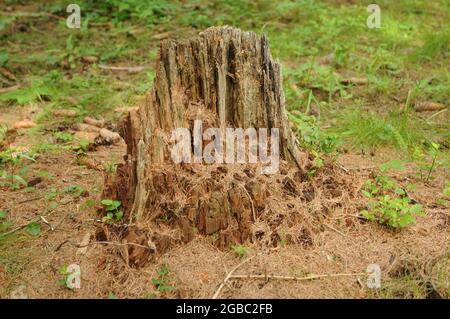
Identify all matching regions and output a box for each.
[0,1,449,298]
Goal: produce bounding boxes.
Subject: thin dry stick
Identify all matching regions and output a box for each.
[2,11,65,20]
[338,165,349,173]
[98,65,146,73]
[229,272,365,281]
[212,254,258,299]
[330,214,368,220]
[54,239,150,252]
[0,224,27,237]
[426,108,447,122]
[40,216,53,231]
[0,207,60,238]
[340,165,377,171]
[17,195,42,204]
[324,224,347,237]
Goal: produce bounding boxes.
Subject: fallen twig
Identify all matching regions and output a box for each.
[404,189,420,205]
[339,165,377,171]
[229,272,365,281]
[426,108,447,122]
[324,224,347,237]
[331,214,368,220]
[151,31,172,40]
[212,254,258,299]
[54,239,151,252]
[98,65,146,74]
[338,165,349,173]
[2,11,65,20]
[0,202,62,238]
[40,216,53,231]
[0,224,27,237]
[17,195,42,204]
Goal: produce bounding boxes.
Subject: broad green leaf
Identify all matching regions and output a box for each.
[26,222,41,236]
[115,211,124,220]
[362,190,372,198]
[101,199,113,206]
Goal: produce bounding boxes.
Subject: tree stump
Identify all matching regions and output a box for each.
[103,26,318,267]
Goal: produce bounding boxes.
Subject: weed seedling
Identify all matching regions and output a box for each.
[152,264,175,293]
[104,161,117,174]
[57,265,75,290]
[101,199,124,224]
[54,131,73,143]
[63,185,85,197]
[74,139,91,154]
[361,161,425,229]
[231,244,249,259]
[26,222,41,236]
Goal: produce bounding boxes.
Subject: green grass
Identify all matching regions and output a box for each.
[332,108,428,152]
[370,275,428,299]
[0,0,447,158]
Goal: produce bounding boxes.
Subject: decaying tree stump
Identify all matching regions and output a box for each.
[103,26,320,267]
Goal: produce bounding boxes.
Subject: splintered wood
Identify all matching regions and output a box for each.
[102,26,355,267]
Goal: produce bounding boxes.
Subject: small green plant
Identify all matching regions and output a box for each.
[288,111,339,154]
[45,188,58,201]
[101,199,124,224]
[63,185,85,197]
[413,142,441,183]
[438,182,450,206]
[36,170,52,179]
[231,244,249,259]
[75,139,91,154]
[108,291,118,299]
[54,131,73,143]
[82,198,96,210]
[57,265,74,289]
[361,162,425,228]
[379,159,405,173]
[0,148,36,166]
[152,264,175,293]
[288,111,339,177]
[104,161,117,174]
[0,147,37,191]
[444,183,450,198]
[26,222,41,236]
[0,170,28,190]
[362,194,424,229]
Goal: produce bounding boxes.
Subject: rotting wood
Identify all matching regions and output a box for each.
[102,26,357,268]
